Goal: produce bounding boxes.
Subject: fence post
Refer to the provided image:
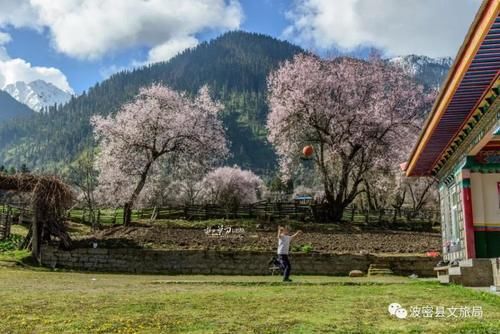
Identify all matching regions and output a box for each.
[112,209,117,225]
[0,213,5,240]
[6,213,11,238]
[434,210,440,225]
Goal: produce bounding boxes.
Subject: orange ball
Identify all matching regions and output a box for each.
[302,145,314,157]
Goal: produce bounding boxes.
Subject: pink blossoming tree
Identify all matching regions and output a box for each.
[199,166,266,215]
[267,54,434,221]
[92,84,228,225]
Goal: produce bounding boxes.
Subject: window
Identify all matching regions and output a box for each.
[450,184,459,241]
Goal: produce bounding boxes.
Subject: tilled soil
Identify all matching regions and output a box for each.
[76,225,441,254]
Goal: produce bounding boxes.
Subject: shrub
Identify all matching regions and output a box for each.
[0,234,23,252]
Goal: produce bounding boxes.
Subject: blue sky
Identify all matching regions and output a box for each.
[0,0,482,94]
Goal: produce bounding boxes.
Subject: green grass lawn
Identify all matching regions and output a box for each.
[0,269,498,334]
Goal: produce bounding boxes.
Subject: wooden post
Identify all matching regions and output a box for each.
[112,209,117,225]
[0,213,5,240]
[31,213,41,264]
[5,212,11,239]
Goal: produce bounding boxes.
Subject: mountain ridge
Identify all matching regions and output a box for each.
[3,80,72,111]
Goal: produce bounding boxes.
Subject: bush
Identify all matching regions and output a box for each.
[0,234,23,252]
[292,243,314,253]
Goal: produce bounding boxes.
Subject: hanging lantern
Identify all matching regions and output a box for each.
[302,145,314,157]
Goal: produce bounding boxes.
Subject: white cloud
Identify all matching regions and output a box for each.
[0,0,243,61]
[0,31,11,45]
[99,35,199,79]
[0,47,72,93]
[98,64,129,80]
[147,36,198,64]
[0,46,8,61]
[285,0,482,57]
[0,0,39,29]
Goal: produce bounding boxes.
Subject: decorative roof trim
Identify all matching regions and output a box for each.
[432,77,500,175]
[406,0,500,176]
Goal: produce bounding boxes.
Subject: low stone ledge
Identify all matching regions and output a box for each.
[41,246,438,277]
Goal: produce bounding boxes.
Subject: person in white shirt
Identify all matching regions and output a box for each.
[277,225,302,282]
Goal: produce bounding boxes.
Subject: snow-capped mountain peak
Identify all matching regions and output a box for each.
[3,80,72,111]
[388,55,452,90]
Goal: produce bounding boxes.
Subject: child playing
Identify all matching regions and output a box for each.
[277,225,302,282]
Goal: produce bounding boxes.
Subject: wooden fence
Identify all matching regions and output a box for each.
[0,204,34,242]
[3,201,440,227]
[134,202,440,225]
[0,211,12,240]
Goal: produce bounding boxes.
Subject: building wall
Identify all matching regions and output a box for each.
[470,172,500,258]
[470,173,500,225]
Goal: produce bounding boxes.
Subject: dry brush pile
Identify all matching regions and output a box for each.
[0,174,74,261]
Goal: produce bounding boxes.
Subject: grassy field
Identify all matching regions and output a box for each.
[0,268,498,334]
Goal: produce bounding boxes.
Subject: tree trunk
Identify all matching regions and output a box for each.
[123,202,133,226]
[123,161,154,226]
[330,205,344,222]
[326,194,345,222]
[364,180,375,210]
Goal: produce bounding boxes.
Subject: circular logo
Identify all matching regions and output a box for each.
[388,303,402,315]
[395,308,408,319]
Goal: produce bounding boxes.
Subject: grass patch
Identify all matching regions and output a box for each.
[0,249,31,262]
[69,208,142,226]
[0,270,498,333]
[10,224,29,237]
[0,225,32,265]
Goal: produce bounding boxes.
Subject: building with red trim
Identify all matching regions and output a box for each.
[406,0,500,286]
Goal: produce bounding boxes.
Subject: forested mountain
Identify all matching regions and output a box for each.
[0,31,451,174]
[0,31,304,173]
[0,90,34,122]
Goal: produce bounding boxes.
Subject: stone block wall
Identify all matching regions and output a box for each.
[40,246,438,277]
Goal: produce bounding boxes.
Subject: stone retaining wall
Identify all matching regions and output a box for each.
[41,246,437,277]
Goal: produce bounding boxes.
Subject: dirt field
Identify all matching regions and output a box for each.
[75,224,441,254]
